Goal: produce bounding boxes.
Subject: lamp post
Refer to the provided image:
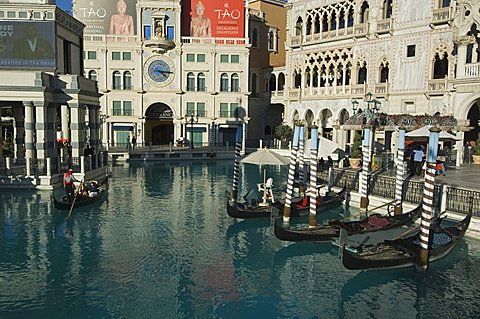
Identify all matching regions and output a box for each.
[210,117,217,147]
[189,113,198,150]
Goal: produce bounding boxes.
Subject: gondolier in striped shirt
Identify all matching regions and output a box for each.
[64,168,79,202]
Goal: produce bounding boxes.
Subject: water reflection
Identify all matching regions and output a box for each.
[0,162,479,318]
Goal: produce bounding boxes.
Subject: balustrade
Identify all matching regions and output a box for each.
[465,63,480,78]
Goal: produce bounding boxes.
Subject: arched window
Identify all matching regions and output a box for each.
[88,70,97,81]
[383,0,393,19]
[441,0,451,8]
[295,17,303,36]
[197,72,206,91]
[187,72,195,91]
[269,74,276,91]
[306,15,312,35]
[123,71,132,90]
[339,9,346,29]
[112,71,121,89]
[380,63,389,83]
[360,1,369,24]
[322,12,328,32]
[278,73,285,91]
[358,64,367,84]
[252,28,258,47]
[347,7,354,27]
[433,53,449,79]
[313,66,319,87]
[220,73,229,92]
[231,73,239,92]
[294,72,302,88]
[264,126,272,136]
[251,73,257,95]
[315,14,321,33]
[330,11,337,31]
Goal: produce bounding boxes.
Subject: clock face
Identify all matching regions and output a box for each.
[147,59,173,83]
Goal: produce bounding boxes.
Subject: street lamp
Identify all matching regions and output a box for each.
[210,117,217,147]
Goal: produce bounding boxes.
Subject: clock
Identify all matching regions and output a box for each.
[145,57,174,85]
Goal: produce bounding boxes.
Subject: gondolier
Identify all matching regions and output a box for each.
[64,168,79,202]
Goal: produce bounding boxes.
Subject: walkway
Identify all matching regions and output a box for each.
[406,164,480,191]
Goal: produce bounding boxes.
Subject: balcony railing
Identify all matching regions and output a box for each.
[112,109,133,116]
[428,78,448,91]
[219,111,238,117]
[181,37,246,45]
[374,82,389,95]
[288,35,302,47]
[185,110,207,117]
[376,18,393,33]
[465,63,480,78]
[432,7,450,24]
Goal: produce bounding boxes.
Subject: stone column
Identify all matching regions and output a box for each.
[34,102,56,159]
[69,102,86,158]
[13,106,25,159]
[88,105,101,151]
[23,101,35,159]
[61,104,70,141]
[456,44,467,79]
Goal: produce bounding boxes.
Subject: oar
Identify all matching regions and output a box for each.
[367,199,396,213]
[67,179,84,219]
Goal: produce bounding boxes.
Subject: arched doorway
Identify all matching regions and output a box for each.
[320,109,333,139]
[465,101,480,144]
[144,103,174,145]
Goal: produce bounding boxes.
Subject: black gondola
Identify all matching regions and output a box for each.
[341,212,472,270]
[226,186,346,219]
[53,181,107,210]
[274,204,422,242]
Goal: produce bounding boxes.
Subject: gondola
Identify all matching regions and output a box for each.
[341,212,472,270]
[226,186,346,219]
[274,203,422,242]
[53,181,107,210]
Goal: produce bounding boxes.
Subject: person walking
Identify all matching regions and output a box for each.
[64,168,79,202]
[413,146,425,176]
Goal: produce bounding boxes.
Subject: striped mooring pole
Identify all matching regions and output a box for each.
[298,125,306,197]
[394,127,406,215]
[360,126,372,215]
[230,124,244,202]
[282,124,301,224]
[308,126,319,228]
[416,127,440,272]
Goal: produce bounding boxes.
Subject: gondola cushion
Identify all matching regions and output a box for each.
[361,215,390,229]
[432,232,452,249]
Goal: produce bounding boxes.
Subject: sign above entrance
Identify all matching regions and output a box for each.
[146,103,174,119]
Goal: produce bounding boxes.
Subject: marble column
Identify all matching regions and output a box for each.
[34,101,56,159]
[23,101,35,159]
[13,106,25,159]
[456,44,467,79]
[69,102,86,158]
[88,105,101,152]
[61,104,70,141]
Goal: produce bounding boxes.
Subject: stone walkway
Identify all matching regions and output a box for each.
[406,164,480,192]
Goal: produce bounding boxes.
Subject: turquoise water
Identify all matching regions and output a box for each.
[1,161,480,319]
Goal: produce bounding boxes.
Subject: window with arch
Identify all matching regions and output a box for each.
[295,17,303,36]
[294,72,302,88]
[251,28,258,47]
[380,62,389,83]
[123,71,132,90]
[347,7,354,27]
[306,15,312,35]
[433,52,449,79]
[360,1,369,24]
[330,11,337,31]
[269,74,276,91]
[440,0,451,8]
[220,73,229,92]
[339,9,346,29]
[382,0,393,19]
[88,70,97,81]
[231,73,239,92]
[466,24,480,64]
[187,72,195,91]
[278,73,285,91]
[358,63,367,84]
[197,72,206,91]
[264,125,272,136]
[112,71,121,90]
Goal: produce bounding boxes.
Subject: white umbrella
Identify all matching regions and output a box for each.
[241,148,289,203]
[304,136,343,159]
[405,126,460,141]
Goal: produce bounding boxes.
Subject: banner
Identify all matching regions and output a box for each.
[0,21,55,68]
[182,0,244,38]
[75,0,136,36]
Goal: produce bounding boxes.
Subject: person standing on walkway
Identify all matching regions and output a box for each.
[132,136,137,150]
[413,146,425,176]
[64,168,79,202]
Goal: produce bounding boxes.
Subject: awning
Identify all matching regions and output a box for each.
[112,123,134,131]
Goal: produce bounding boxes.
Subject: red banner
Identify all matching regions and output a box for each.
[183,0,244,38]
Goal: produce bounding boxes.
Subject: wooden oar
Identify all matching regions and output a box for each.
[67,179,84,219]
[367,199,396,213]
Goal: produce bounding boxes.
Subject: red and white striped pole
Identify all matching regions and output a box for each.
[298,125,306,197]
[231,124,243,202]
[394,127,406,215]
[308,126,319,228]
[416,127,440,272]
[282,124,301,224]
[360,126,372,215]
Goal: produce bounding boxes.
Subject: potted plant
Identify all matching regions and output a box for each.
[472,132,480,164]
[349,131,362,168]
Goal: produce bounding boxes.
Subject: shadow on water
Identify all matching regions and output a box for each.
[272,241,335,267]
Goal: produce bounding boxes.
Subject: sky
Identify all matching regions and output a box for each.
[57,0,72,13]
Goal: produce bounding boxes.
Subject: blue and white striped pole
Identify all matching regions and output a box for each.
[308,126,319,228]
[394,127,406,215]
[360,126,372,215]
[231,124,243,202]
[298,125,306,197]
[416,127,440,272]
[283,124,301,224]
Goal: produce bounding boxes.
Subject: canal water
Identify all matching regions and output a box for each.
[1,161,480,318]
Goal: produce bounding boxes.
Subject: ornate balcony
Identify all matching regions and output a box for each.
[376,18,393,35]
[144,36,175,52]
[431,7,451,26]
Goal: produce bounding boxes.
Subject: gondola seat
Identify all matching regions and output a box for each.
[361,215,390,229]
[431,232,452,249]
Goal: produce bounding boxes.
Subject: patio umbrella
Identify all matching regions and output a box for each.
[304,136,343,159]
[405,126,460,141]
[240,148,289,203]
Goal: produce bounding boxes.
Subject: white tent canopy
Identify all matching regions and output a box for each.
[405,125,460,141]
[304,136,344,159]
